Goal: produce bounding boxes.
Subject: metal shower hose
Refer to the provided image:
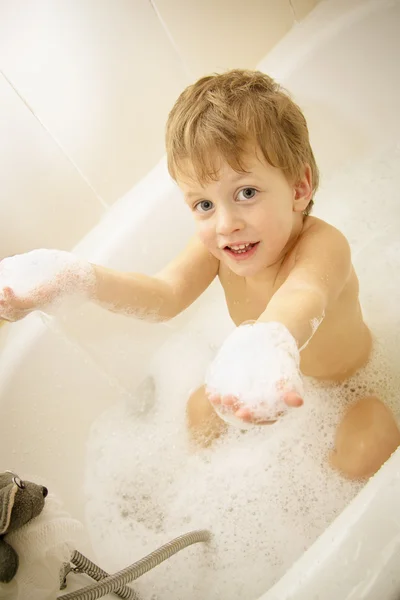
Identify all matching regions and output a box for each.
[58,529,211,600]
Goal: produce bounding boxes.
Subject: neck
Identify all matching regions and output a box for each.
[246,213,306,286]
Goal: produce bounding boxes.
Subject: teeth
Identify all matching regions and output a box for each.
[230,243,250,250]
[227,242,255,254]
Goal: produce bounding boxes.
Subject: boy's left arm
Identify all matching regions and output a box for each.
[258,223,352,349]
[206,223,353,424]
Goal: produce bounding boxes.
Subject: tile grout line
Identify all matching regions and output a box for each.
[148,0,194,83]
[288,0,299,23]
[0,69,109,210]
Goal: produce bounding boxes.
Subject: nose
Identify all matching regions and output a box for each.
[215,205,244,236]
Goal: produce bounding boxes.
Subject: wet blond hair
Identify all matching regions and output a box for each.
[166,69,319,214]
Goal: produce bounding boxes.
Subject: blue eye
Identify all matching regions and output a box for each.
[195,200,214,213]
[237,187,257,200]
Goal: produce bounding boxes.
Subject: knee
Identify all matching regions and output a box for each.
[186,386,227,447]
[186,386,212,427]
[331,396,400,480]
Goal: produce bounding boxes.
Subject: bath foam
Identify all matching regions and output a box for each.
[205,322,303,426]
[0,249,94,318]
[84,328,400,600]
[84,331,215,552]
[161,337,399,599]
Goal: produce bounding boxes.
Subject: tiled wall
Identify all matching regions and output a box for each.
[0,0,320,257]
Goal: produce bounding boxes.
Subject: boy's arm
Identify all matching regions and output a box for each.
[0,237,218,322]
[92,235,219,321]
[257,223,352,349]
[205,222,351,424]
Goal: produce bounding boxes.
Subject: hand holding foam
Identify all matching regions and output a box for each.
[0,249,95,322]
[205,322,304,427]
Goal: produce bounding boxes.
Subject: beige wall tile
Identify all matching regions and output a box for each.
[153,0,294,78]
[0,75,104,258]
[290,0,321,21]
[0,1,189,206]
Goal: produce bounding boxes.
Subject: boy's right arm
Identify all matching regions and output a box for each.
[92,235,219,320]
[0,237,219,322]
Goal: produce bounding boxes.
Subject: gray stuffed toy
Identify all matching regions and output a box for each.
[0,471,48,583]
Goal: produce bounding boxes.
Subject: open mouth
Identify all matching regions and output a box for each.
[223,242,259,259]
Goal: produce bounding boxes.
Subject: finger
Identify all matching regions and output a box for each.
[284,392,303,407]
[235,407,253,421]
[3,287,16,300]
[2,285,43,310]
[0,312,15,322]
[235,407,277,425]
[2,291,30,312]
[221,395,242,412]
[207,393,221,405]
[221,395,238,407]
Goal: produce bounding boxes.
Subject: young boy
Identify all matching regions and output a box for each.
[1,70,399,480]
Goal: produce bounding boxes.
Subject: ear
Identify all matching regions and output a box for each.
[0,538,19,583]
[0,482,18,535]
[293,164,313,213]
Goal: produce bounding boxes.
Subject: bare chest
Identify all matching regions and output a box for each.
[218,267,287,326]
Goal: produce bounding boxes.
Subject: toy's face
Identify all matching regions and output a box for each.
[0,472,48,533]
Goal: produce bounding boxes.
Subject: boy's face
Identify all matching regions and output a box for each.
[179,148,312,278]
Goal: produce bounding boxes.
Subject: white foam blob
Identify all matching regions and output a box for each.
[0,249,94,317]
[206,322,303,426]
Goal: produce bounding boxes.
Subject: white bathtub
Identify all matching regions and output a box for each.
[1,0,400,598]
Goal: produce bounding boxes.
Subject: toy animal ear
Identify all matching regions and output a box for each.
[0,482,18,535]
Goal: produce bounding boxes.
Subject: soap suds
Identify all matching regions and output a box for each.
[206,322,303,426]
[0,249,94,319]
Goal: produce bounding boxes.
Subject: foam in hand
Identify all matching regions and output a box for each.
[206,321,303,426]
[0,249,94,319]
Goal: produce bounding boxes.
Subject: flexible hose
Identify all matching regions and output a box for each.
[58,529,211,600]
[69,551,139,599]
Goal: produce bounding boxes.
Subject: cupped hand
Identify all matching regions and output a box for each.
[205,322,305,427]
[0,249,94,322]
[208,388,303,425]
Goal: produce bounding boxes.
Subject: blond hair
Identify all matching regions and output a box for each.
[166,69,319,214]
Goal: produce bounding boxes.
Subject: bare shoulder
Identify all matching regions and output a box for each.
[284,216,352,297]
[295,216,351,260]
